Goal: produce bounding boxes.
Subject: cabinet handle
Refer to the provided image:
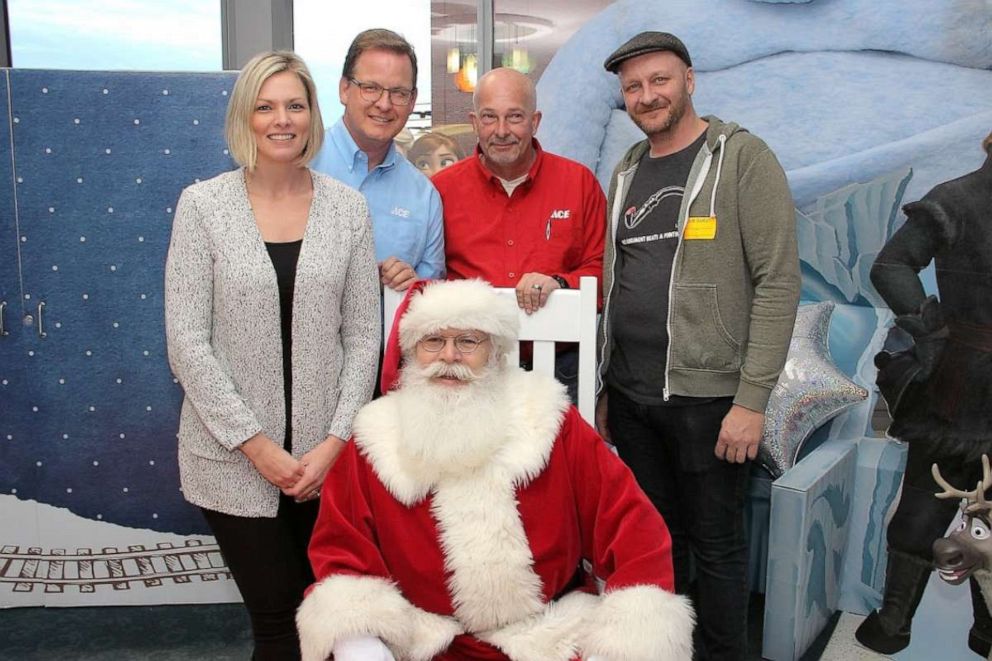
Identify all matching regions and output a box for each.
[37,301,46,338]
[0,301,7,336]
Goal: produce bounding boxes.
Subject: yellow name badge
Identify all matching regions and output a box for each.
[683,216,717,240]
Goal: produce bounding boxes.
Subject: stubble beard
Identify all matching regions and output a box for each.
[633,93,687,139]
[483,138,523,169]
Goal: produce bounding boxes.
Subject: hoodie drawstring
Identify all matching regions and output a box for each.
[709,134,727,217]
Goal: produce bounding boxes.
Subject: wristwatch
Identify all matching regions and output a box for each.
[551,275,570,289]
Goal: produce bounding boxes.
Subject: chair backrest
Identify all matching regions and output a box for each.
[382,277,598,424]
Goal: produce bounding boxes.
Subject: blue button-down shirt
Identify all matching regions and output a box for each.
[312,119,445,279]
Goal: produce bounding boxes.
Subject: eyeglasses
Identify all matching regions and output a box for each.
[348,78,415,106]
[418,334,489,354]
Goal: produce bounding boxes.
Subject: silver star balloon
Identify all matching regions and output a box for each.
[758,301,868,477]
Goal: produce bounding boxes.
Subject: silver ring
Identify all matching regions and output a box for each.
[532,284,542,290]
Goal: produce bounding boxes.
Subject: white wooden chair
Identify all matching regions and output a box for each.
[382,277,598,424]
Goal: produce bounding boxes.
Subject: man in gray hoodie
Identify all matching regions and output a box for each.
[596,32,800,660]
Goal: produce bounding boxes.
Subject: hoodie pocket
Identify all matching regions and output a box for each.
[671,284,741,372]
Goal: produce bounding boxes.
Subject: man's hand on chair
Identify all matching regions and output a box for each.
[515,273,560,315]
[380,257,417,292]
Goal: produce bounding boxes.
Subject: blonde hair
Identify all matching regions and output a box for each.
[983,130,992,155]
[225,51,324,171]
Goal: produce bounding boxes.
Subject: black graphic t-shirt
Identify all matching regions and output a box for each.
[606,133,706,405]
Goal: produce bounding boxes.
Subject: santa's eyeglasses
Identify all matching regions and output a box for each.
[418,334,489,354]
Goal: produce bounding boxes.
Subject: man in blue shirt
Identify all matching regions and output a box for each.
[313,29,444,290]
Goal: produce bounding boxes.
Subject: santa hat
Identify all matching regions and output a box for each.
[380,279,519,394]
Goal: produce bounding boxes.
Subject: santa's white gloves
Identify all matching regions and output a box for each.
[332,635,396,660]
[332,635,614,661]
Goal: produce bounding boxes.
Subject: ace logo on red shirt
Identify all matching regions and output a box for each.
[545,209,572,239]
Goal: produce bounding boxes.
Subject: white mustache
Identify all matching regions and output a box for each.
[422,361,479,382]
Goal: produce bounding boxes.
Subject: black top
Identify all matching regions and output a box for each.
[607,132,708,405]
[265,239,303,449]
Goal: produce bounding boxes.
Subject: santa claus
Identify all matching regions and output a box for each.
[296,279,694,660]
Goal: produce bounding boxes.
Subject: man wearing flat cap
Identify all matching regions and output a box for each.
[297,279,694,661]
[596,31,800,660]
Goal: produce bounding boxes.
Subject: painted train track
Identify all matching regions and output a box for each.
[0,540,231,593]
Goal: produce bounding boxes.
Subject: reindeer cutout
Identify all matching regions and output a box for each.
[932,455,992,658]
[933,456,992,586]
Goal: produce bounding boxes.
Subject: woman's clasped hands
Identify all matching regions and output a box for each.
[239,433,346,502]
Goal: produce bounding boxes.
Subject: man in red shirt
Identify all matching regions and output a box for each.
[433,67,605,315]
[433,68,605,399]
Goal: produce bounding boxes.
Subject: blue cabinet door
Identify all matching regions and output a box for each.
[0,70,45,517]
[2,70,237,534]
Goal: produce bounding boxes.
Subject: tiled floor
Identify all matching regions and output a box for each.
[0,603,252,660]
[820,613,894,661]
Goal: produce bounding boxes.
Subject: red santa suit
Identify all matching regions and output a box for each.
[296,279,693,661]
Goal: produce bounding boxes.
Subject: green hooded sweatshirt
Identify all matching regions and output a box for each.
[598,116,801,412]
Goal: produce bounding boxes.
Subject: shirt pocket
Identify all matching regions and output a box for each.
[535,212,580,271]
[670,283,741,373]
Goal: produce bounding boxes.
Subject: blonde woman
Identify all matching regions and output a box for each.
[165,51,379,659]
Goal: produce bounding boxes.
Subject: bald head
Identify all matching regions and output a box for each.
[473,67,537,114]
[468,67,543,180]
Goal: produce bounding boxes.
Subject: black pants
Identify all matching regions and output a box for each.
[608,388,749,661]
[202,495,320,661]
[886,437,991,635]
[887,438,979,559]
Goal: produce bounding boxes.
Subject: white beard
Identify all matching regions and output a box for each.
[394,360,510,481]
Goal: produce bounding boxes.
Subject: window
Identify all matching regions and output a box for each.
[7,0,223,71]
[293,0,432,130]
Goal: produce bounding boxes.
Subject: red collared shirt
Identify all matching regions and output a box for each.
[433,141,605,302]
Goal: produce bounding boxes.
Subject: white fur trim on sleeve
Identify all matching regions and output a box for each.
[296,575,463,661]
[478,590,599,661]
[579,585,695,661]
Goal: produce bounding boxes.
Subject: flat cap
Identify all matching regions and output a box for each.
[603,31,692,73]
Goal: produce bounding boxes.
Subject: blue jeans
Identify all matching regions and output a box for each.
[607,388,750,661]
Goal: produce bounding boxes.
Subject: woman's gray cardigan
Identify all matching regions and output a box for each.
[164,168,380,517]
